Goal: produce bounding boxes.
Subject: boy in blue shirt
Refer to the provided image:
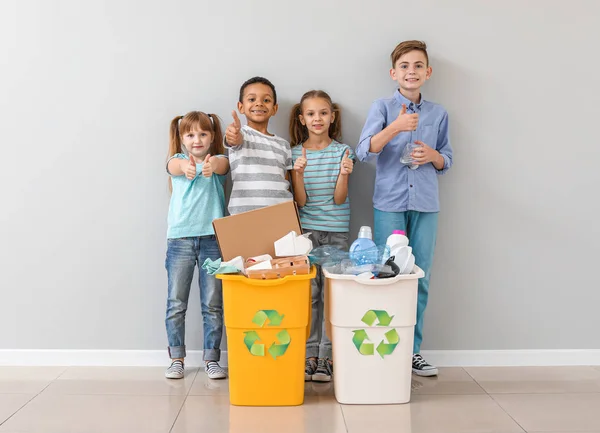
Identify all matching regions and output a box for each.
[357,40,453,376]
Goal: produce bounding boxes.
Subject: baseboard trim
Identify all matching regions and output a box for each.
[0,350,227,367]
[420,350,600,367]
[1,349,599,367]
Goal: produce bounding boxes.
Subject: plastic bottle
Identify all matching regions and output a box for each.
[383,230,410,264]
[349,226,378,266]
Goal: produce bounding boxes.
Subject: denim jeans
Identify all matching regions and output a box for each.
[165,236,223,361]
[303,229,349,359]
[373,209,438,354]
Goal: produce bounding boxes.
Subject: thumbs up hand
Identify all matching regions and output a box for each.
[185,155,197,180]
[340,149,354,175]
[393,103,419,132]
[225,110,243,146]
[202,154,213,178]
[294,146,308,175]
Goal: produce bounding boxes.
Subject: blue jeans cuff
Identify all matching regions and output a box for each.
[306,344,319,358]
[319,346,332,360]
[168,345,186,359]
[202,348,220,362]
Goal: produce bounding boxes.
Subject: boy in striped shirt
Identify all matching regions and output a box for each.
[224,77,293,215]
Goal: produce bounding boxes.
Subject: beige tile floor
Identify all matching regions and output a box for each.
[1,366,600,432]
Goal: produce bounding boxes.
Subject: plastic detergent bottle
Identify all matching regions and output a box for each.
[349,226,378,265]
[384,230,409,263]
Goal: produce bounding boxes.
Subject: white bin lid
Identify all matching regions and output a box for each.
[323,266,424,285]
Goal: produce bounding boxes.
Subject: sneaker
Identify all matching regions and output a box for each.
[205,361,227,380]
[312,358,333,382]
[412,353,438,377]
[165,360,184,379]
[305,358,318,381]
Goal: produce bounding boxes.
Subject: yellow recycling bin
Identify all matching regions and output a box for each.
[217,267,315,406]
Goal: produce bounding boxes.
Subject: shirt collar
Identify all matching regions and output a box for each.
[394,90,425,112]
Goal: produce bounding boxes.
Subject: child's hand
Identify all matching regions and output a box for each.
[225,111,243,146]
[294,147,308,174]
[412,141,440,165]
[184,155,197,180]
[393,104,419,132]
[340,149,353,175]
[202,154,213,177]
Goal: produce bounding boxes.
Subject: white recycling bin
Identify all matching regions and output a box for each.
[324,266,424,404]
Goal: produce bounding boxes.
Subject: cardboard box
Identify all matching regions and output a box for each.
[212,201,302,262]
[246,256,310,280]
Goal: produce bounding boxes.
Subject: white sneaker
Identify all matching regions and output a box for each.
[165,360,184,379]
[205,361,227,380]
[412,354,438,377]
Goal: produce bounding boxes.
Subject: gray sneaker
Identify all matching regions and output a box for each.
[205,361,227,380]
[165,360,184,379]
[305,358,318,381]
[312,358,333,382]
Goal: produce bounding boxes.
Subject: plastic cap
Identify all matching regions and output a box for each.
[358,226,373,240]
[392,230,406,235]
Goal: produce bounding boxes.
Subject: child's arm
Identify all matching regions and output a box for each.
[211,155,230,175]
[334,149,354,205]
[201,155,229,177]
[224,111,243,147]
[167,155,197,180]
[369,104,418,153]
[291,147,308,207]
[412,112,453,173]
[357,103,418,160]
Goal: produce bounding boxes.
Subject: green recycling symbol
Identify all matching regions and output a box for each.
[243,310,291,360]
[352,310,399,358]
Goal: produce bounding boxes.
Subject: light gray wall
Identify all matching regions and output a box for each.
[1,0,599,353]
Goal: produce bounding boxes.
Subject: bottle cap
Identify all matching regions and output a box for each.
[358,226,373,240]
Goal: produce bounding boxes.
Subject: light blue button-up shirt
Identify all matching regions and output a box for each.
[357,91,453,213]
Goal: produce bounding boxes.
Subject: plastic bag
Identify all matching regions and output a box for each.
[309,244,401,278]
[308,245,349,267]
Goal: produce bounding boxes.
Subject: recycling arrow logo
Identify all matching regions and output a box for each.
[243,310,291,360]
[352,310,399,358]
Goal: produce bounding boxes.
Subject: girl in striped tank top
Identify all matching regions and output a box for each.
[289,90,356,382]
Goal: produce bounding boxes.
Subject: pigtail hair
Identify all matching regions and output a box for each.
[168,115,184,159]
[207,113,225,156]
[167,115,184,192]
[289,103,307,147]
[329,103,343,142]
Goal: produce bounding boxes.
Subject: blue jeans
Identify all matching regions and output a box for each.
[304,230,349,359]
[165,236,223,361]
[373,209,438,354]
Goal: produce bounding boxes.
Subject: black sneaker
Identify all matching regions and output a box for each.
[312,358,333,382]
[305,358,317,381]
[412,353,438,377]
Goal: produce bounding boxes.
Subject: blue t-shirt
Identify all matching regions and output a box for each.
[291,140,355,233]
[167,153,227,239]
